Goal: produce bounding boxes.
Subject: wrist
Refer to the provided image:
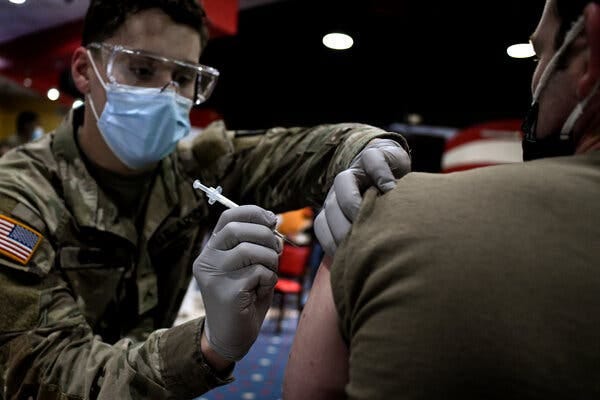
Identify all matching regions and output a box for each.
[159,319,234,398]
[201,330,233,372]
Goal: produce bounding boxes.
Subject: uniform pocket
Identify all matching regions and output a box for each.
[58,247,129,328]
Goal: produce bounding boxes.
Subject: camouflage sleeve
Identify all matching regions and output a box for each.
[0,204,232,399]
[183,120,408,213]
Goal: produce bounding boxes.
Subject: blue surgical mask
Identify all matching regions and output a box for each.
[32,126,44,140]
[87,50,193,170]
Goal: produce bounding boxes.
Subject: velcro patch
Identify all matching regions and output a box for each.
[0,214,43,265]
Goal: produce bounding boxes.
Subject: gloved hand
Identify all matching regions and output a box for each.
[314,138,411,257]
[193,205,281,361]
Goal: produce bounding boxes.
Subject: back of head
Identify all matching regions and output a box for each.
[82,0,208,50]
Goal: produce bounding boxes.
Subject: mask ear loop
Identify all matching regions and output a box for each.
[86,49,109,123]
[532,16,586,103]
[560,79,600,138]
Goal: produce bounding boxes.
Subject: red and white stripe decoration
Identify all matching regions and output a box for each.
[442,120,524,173]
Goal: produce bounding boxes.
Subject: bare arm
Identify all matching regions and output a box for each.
[283,256,349,400]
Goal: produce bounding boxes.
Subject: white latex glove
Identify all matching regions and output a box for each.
[193,205,280,361]
[314,138,411,257]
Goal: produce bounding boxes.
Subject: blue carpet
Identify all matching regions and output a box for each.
[196,314,297,400]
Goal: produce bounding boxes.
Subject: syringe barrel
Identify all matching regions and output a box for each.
[215,195,239,209]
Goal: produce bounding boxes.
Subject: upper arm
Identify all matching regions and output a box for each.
[283,256,349,400]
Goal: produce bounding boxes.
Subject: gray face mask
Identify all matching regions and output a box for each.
[522,15,600,160]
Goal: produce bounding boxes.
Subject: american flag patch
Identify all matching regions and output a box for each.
[0,215,43,265]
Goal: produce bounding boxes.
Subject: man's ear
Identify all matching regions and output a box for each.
[71,47,91,95]
[578,2,600,98]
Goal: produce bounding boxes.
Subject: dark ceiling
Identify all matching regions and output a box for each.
[200,0,544,131]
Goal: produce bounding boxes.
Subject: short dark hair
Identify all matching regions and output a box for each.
[16,111,38,133]
[555,0,600,48]
[82,0,208,50]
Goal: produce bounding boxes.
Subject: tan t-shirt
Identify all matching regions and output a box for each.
[332,152,600,399]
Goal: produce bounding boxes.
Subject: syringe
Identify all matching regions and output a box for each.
[193,179,298,247]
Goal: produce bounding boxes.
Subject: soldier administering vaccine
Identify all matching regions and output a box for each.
[0,1,410,399]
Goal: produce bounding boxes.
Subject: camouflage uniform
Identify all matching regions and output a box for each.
[0,108,406,400]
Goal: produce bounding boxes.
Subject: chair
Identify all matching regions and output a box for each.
[273,244,312,334]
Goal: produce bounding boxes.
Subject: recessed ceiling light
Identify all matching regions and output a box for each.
[9,0,27,4]
[507,43,535,59]
[47,88,60,101]
[322,33,354,51]
[406,113,423,125]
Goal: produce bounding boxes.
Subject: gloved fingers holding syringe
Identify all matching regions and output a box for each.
[192,179,282,361]
[193,179,296,247]
[209,206,282,268]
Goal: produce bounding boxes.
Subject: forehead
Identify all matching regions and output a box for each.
[105,8,202,64]
[532,0,560,47]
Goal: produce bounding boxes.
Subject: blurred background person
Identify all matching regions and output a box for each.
[0,110,43,156]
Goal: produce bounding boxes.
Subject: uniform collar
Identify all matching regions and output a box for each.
[52,107,181,244]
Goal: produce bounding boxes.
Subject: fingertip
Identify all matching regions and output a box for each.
[267,210,277,226]
[324,242,337,258]
[380,181,397,193]
[314,212,334,254]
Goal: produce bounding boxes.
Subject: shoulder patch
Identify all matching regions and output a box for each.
[0,214,43,266]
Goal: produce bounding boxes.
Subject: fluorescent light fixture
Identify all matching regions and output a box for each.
[72,99,84,109]
[322,33,354,50]
[47,88,60,101]
[9,0,27,4]
[507,43,535,59]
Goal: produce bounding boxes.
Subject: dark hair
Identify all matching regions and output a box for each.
[82,0,208,50]
[555,0,600,48]
[16,111,38,133]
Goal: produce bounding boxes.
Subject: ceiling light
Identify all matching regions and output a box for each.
[47,88,60,101]
[9,0,27,4]
[507,43,535,59]
[406,113,423,125]
[322,33,354,50]
[72,99,84,109]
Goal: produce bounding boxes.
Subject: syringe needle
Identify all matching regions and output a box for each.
[273,230,299,247]
[193,179,299,247]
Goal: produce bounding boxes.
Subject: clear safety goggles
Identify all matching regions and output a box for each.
[87,42,219,105]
